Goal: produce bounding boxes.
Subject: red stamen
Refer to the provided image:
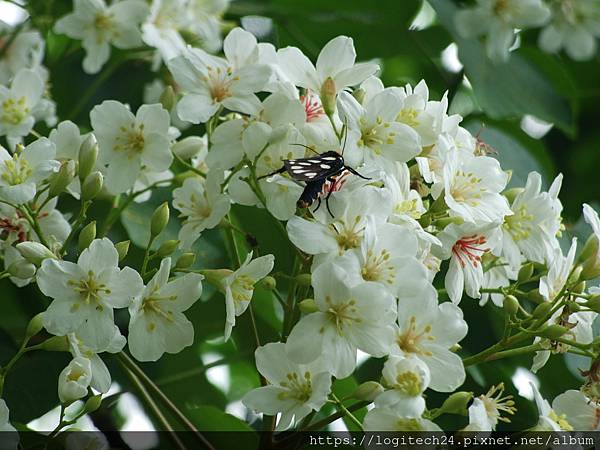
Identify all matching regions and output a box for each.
[452,234,489,268]
[301,91,325,122]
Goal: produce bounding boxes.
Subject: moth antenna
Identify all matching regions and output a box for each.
[291,143,320,156]
[330,223,340,235]
[341,117,349,157]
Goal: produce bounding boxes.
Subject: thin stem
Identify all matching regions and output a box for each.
[59,201,91,255]
[482,343,543,363]
[302,401,369,431]
[174,153,206,178]
[20,205,51,249]
[117,353,215,450]
[330,393,363,430]
[141,236,155,276]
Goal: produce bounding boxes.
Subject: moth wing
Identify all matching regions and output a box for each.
[283,156,344,181]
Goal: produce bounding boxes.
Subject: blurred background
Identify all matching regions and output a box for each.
[0,0,598,444]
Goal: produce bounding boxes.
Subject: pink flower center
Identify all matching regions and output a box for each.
[301,92,324,122]
[452,234,489,268]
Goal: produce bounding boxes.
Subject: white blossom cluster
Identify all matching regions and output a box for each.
[456,0,600,61]
[0,0,600,441]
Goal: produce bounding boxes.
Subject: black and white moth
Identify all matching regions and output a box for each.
[259,150,369,217]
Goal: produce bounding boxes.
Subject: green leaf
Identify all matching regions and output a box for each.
[186,405,259,449]
[428,0,575,135]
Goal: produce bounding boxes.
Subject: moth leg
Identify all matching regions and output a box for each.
[324,176,337,218]
[312,197,322,213]
[346,166,371,180]
[257,166,286,180]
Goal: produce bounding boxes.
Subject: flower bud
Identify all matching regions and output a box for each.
[568,265,583,285]
[320,77,337,116]
[295,273,312,286]
[151,202,170,238]
[352,88,365,105]
[81,171,103,201]
[537,324,569,340]
[48,160,76,197]
[115,240,130,261]
[565,300,581,312]
[503,187,523,204]
[503,295,519,317]
[39,335,70,352]
[579,235,599,264]
[437,391,473,416]
[7,260,36,279]
[25,313,45,341]
[585,295,600,313]
[175,252,196,269]
[58,357,92,404]
[78,221,96,253]
[78,134,98,181]
[528,289,545,305]
[201,268,232,289]
[83,394,102,414]
[260,276,276,291]
[172,136,206,160]
[16,241,55,266]
[299,298,318,314]
[159,85,176,111]
[532,301,553,319]
[517,263,534,284]
[352,381,384,402]
[157,240,180,258]
[572,281,586,294]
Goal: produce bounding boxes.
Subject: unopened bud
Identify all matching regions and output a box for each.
[565,300,581,312]
[299,298,318,314]
[201,268,232,289]
[320,77,336,116]
[579,235,599,264]
[151,202,170,238]
[159,85,176,111]
[295,273,312,286]
[39,335,70,352]
[352,381,384,402]
[528,289,545,305]
[352,88,365,105]
[25,313,45,340]
[83,395,102,414]
[78,134,98,181]
[260,276,276,291]
[537,324,569,340]
[115,240,130,261]
[175,252,196,269]
[503,295,519,317]
[81,171,103,201]
[517,263,534,284]
[568,266,583,285]
[49,160,76,197]
[503,187,523,204]
[16,241,55,266]
[573,281,586,294]
[78,221,96,253]
[172,136,206,160]
[433,217,464,228]
[157,240,180,258]
[7,260,36,279]
[585,295,600,313]
[438,391,473,416]
[532,301,553,319]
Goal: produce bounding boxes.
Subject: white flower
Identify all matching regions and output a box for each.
[582,203,600,272]
[530,382,573,431]
[553,390,600,431]
[435,221,502,304]
[186,0,229,53]
[0,399,18,450]
[455,0,551,61]
[0,138,60,204]
[49,120,87,198]
[337,89,421,168]
[480,262,516,307]
[463,383,516,431]
[0,27,45,85]
[129,258,203,361]
[391,287,468,392]
[539,237,577,301]
[38,238,144,351]
[500,172,563,268]
[142,0,189,65]
[167,27,272,123]
[375,355,430,414]
[242,342,332,431]
[58,356,93,404]
[286,263,396,378]
[286,186,392,259]
[431,144,511,224]
[0,69,45,139]
[386,162,426,223]
[91,101,172,194]
[277,36,378,97]
[539,0,600,61]
[68,326,125,394]
[223,252,274,340]
[172,173,231,249]
[55,0,149,74]
[363,404,441,431]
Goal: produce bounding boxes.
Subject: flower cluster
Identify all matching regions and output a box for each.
[1,0,600,441]
[456,0,600,61]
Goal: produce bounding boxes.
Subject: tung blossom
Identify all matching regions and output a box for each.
[0,69,45,140]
